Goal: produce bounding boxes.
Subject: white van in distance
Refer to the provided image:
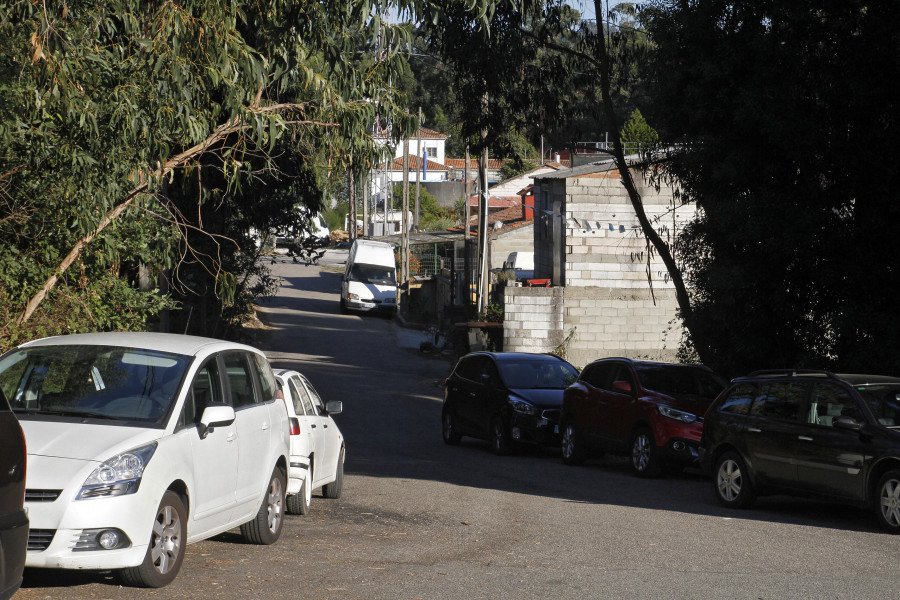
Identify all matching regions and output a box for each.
[340,240,398,318]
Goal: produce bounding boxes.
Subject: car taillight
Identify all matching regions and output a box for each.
[289,417,301,436]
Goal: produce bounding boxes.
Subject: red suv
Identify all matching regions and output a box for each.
[560,358,726,477]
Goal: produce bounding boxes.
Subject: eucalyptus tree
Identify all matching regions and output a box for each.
[0,0,418,345]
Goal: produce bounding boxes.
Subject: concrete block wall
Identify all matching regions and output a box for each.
[503,286,566,353]
[491,225,534,269]
[563,170,696,289]
[503,286,682,369]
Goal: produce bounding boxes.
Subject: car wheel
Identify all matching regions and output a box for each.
[630,427,664,478]
[714,451,757,509]
[240,467,286,544]
[875,470,900,533]
[560,421,585,466]
[286,471,312,515]
[120,491,186,588]
[491,417,511,456]
[323,447,345,499]
[442,408,462,445]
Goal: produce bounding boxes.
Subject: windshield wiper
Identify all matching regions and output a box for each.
[19,407,122,420]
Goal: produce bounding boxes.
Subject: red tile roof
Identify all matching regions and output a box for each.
[444,158,506,170]
[467,195,520,208]
[374,126,448,140]
[381,155,449,171]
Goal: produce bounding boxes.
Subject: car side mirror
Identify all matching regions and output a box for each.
[612,380,633,394]
[325,400,343,415]
[198,403,236,439]
[833,415,863,432]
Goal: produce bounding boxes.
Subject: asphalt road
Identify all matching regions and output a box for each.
[18,252,900,599]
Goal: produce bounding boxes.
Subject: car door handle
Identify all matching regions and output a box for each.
[261,421,270,431]
[469,392,476,397]
[226,432,237,442]
[311,424,317,428]
[746,427,762,433]
[798,435,813,441]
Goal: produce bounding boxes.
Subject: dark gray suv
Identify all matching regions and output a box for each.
[700,370,900,532]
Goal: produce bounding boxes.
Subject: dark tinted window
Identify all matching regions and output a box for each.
[856,384,900,427]
[497,358,578,389]
[581,363,614,389]
[455,356,483,382]
[180,358,224,428]
[251,353,276,402]
[718,384,755,415]
[750,382,806,421]
[350,263,396,285]
[608,364,635,392]
[224,352,257,408]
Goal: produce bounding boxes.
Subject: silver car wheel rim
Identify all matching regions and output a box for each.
[880,478,900,527]
[267,476,284,533]
[717,459,742,501]
[632,434,650,471]
[151,504,182,575]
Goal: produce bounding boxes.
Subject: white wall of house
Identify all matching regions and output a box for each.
[490,224,534,270]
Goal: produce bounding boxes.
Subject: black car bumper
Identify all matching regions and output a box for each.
[662,437,701,466]
[509,409,561,446]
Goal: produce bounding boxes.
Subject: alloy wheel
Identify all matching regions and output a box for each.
[717,458,743,502]
[150,504,182,575]
[880,476,900,528]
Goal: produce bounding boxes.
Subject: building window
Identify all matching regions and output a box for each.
[425,147,437,158]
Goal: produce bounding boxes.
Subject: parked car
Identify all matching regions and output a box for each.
[0,332,290,587]
[442,352,579,454]
[700,370,900,533]
[560,358,726,477]
[273,369,345,515]
[1,387,28,600]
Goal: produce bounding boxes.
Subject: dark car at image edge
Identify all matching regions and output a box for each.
[701,369,900,532]
[0,387,28,600]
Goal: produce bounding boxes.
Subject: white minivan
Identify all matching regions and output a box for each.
[340,239,398,318]
[0,332,290,588]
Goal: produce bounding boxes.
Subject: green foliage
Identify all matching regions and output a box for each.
[0,0,419,346]
[642,0,900,375]
[619,108,659,153]
[500,160,540,181]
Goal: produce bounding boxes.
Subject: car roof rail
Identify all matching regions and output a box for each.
[746,369,840,380]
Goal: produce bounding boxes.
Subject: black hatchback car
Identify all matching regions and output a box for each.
[1,387,28,600]
[442,352,579,454]
[701,370,900,532]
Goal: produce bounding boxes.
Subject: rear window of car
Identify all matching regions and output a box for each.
[454,356,483,382]
[497,358,578,389]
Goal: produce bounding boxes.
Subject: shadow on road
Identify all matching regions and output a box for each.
[259,261,883,537]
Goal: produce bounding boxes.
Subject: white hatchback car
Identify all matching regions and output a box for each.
[0,332,290,588]
[273,369,345,515]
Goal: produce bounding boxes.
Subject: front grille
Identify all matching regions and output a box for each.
[25,489,62,502]
[27,529,56,551]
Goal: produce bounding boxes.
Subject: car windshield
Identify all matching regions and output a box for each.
[350,263,396,285]
[498,359,579,389]
[635,365,727,398]
[856,384,900,428]
[0,345,190,424]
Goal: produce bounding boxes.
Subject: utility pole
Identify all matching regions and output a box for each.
[415,108,422,232]
[401,137,410,313]
[476,147,489,315]
[363,169,369,238]
[348,170,357,242]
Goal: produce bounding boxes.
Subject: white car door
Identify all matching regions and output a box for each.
[180,356,238,530]
[300,376,340,487]
[224,351,272,513]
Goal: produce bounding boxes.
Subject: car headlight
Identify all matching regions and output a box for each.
[510,398,537,416]
[77,442,158,500]
[348,293,359,300]
[658,405,699,423]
